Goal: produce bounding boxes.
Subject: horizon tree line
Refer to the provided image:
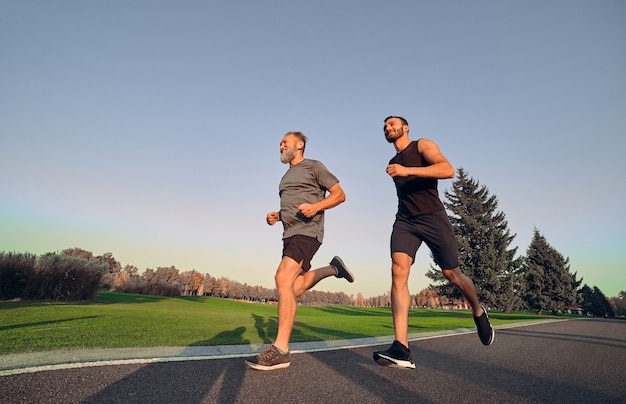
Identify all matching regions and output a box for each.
[1,169,621,316]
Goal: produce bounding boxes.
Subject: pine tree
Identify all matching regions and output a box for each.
[523,228,579,312]
[579,285,595,315]
[580,285,614,317]
[426,168,522,310]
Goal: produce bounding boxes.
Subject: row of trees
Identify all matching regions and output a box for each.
[1,169,621,316]
[1,246,622,316]
[48,248,352,305]
[0,245,477,309]
[54,249,464,308]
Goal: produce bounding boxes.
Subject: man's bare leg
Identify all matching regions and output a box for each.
[273,256,304,352]
[391,252,412,347]
[274,259,350,352]
[293,265,336,297]
[442,267,483,317]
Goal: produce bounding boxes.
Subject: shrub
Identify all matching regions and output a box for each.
[102,273,182,297]
[110,275,148,295]
[34,254,108,301]
[0,251,107,301]
[145,280,181,297]
[0,252,37,299]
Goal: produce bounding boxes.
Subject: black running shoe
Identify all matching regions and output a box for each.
[373,340,415,369]
[245,345,290,370]
[330,256,354,283]
[474,305,495,346]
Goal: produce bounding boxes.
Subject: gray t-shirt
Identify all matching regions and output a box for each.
[279,159,339,243]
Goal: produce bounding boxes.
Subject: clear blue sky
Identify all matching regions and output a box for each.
[2,0,625,299]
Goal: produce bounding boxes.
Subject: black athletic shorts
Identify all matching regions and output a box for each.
[390,209,459,270]
[282,234,321,272]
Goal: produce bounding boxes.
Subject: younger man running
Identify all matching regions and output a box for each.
[374,116,494,369]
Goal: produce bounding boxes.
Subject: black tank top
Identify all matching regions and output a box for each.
[389,139,444,218]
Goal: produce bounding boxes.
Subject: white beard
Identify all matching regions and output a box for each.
[280,147,297,164]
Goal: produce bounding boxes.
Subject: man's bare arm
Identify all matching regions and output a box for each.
[386,139,454,179]
[298,183,346,218]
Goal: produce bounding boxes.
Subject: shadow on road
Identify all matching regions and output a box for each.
[74,319,625,403]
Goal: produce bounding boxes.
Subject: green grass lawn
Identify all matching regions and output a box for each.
[0,292,565,355]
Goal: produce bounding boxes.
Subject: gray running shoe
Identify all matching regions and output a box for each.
[245,345,290,370]
[373,340,415,369]
[474,305,495,346]
[330,256,354,283]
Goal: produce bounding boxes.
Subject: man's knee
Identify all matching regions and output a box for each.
[391,253,412,285]
[442,267,463,286]
[274,271,289,289]
[275,257,302,288]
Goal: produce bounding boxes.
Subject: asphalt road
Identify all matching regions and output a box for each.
[1,319,624,403]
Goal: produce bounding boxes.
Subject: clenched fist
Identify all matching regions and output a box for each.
[386,163,409,178]
[266,211,280,225]
[298,203,319,218]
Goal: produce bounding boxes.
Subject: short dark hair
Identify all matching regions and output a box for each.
[384,116,409,126]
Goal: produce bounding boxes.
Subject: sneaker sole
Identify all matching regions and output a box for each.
[477,305,495,346]
[373,353,416,369]
[245,360,291,371]
[331,256,354,283]
[484,328,495,346]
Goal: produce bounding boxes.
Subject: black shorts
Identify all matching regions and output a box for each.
[282,235,321,272]
[390,209,459,270]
